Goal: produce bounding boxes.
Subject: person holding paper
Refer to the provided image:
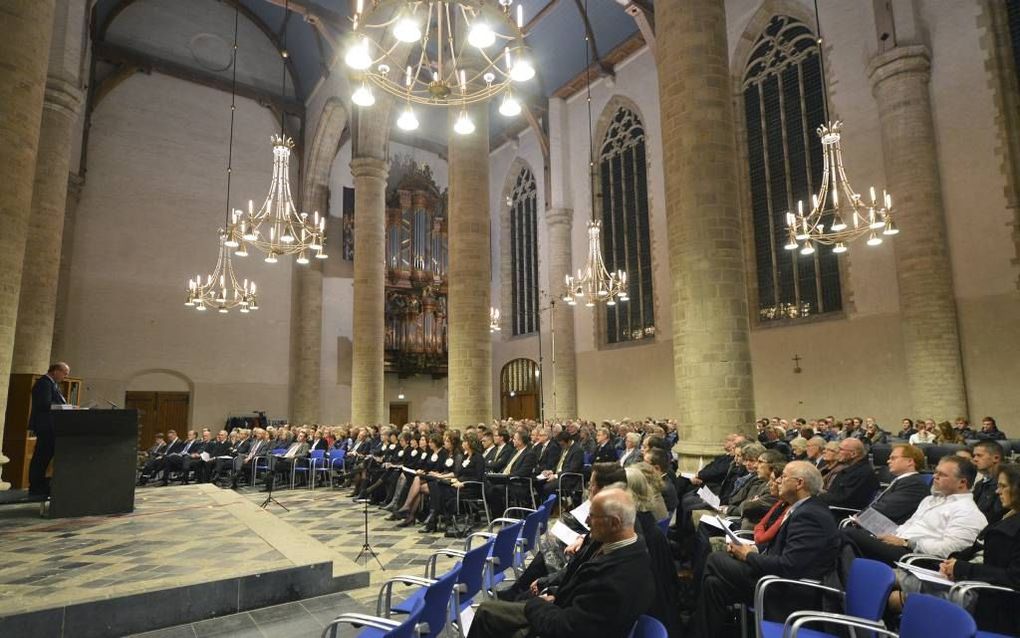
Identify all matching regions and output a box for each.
[690,461,839,638]
[195,429,231,483]
[888,464,1020,636]
[842,456,986,565]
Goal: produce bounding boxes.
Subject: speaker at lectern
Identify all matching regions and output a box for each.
[50,408,138,518]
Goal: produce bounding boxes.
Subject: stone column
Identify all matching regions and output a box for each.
[0,0,58,490]
[545,208,577,419]
[655,0,755,461]
[53,173,84,358]
[350,157,388,427]
[868,46,968,417]
[13,77,83,374]
[290,260,323,425]
[447,104,492,428]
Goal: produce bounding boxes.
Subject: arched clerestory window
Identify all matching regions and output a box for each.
[509,167,538,336]
[599,105,655,344]
[743,15,841,322]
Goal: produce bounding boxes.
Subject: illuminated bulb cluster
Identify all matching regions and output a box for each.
[185,234,259,314]
[562,220,628,307]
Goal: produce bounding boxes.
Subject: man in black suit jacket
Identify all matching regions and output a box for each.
[972,440,1005,523]
[592,426,618,464]
[488,429,514,473]
[486,431,537,515]
[691,461,840,638]
[532,428,561,476]
[819,438,880,512]
[866,444,931,524]
[28,362,70,495]
[196,430,232,483]
[468,488,654,638]
[139,429,185,484]
[163,430,206,485]
[540,432,585,499]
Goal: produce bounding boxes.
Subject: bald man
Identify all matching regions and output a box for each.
[468,488,654,638]
[819,437,880,512]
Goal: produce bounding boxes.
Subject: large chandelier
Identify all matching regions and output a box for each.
[561,0,626,307]
[784,0,899,256]
[185,4,259,315]
[783,121,898,255]
[345,0,533,134]
[225,0,326,263]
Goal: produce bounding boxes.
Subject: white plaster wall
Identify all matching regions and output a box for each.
[66,72,293,426]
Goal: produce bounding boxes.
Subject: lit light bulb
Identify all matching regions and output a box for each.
[393,17,421,43]
[454,110,475,135]
[397,106,419,131]
[296,253,309,265]
[499,92,522,117]
[468,22,495,48]
[265,253,278,264]
[832,242,847,254]
[344,37,371,70]
[234,245,248,257]
[352,83,375,107]
[800,242,816,256]
[866,233,883,247]
[510,57,535,82]
[883,219,899,236]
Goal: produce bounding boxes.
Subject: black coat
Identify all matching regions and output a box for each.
[973,475,1005,524]
[489,444,515,473]
[697,454,733,488]
[746,496,840,581]
[535,441,562,474]
[952,512,1020,635]
[29,374,65,435]
[592,442,618,464]
[819,460,880,510]
[554,443,585,475]
[523,536,654,638]
[870,472,931,525]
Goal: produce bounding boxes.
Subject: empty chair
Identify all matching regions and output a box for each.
[368,566,461,638]
[629,615,668,638]
[784,593,976,638]
[755,558,896,638]
[466,519,522,596]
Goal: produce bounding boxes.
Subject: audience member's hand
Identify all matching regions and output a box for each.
[877,534,908,547]
[939,558,957,581]
[691,476,703,486]
[564,535,585,556]
[538,594,555,602]
[727,542,755,561]
[529,580,540,596]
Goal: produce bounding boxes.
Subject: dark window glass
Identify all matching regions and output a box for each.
[510,168,538,335]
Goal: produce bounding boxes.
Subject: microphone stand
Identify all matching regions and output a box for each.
[354,498,384,569]
[259,456,288,511]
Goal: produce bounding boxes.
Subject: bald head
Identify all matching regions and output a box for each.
[590,487,637,544]
[837,438,865,464]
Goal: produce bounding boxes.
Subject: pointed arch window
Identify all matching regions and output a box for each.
[510,167,538,335]
[599,106,655,344]
[743,15,841,322]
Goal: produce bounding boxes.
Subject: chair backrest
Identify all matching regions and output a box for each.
[870,444,893,468]
[458,537,493,603]
[519,509,542,554]
[583,451,594,466]
[628,615,668,638]
[420,566,461,637]
[331,448,346,460]
[537,495,555,534]
[490,520,524,575]
[899,593,976,638]
[920,473,934,487]
[656,516,670,537]
[844,558,896,620]
[309,449,325,460]
[387,605,425,638]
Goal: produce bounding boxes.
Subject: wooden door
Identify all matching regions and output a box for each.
[504,393,538,420]
[126,391,190,450]
[389,403,409,427]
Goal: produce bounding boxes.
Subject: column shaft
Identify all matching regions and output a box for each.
[868,46,968,417]
[655,0,755,457]
[291,262,323,424]
[0,0,57,489]
[447,105,492,428]
[545,208,576,418]
[53,173,84,359]
[350,157,388,427]
[13,78,82,373]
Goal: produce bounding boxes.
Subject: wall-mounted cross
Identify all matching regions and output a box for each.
[792,354,802,374]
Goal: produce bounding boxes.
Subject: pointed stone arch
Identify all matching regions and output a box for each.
[498,157,538,338]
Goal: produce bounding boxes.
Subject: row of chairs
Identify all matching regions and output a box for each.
[248,448,349,489]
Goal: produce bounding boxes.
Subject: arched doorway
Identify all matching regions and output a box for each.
[500,358,540,420]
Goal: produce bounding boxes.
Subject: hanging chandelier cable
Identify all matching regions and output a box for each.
[782,0,899,256]
[562,0,627,307]
[186,4,259,314]
[225,0,327,264]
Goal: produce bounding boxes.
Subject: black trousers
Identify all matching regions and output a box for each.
[28,424,54,494]
[842,527,910,565]
[690,551,760,638]
[466,600,530,638]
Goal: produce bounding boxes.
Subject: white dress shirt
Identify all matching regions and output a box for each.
[895,492,987,556]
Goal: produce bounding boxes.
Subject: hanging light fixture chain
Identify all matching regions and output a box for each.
[225,3,239,229]
[813,0,831,123]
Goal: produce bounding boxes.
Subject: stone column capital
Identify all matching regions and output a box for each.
[546,207,573,229]
[44,75,83,119]
[350,156,389,182]
[867,44,931,89]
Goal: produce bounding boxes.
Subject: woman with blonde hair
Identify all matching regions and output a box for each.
[625,463,668,521]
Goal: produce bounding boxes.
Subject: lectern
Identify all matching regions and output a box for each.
[50,409,138,518]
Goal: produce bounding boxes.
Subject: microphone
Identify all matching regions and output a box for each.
[85,385,121,409]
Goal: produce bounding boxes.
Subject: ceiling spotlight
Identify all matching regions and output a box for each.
[397,106,419,131]
[352,82,375,107]
[510,57,535,82]
[344,37,371,70]
[499,92,522,117]
[454,110,475,135]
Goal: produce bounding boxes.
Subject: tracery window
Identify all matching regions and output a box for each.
[743,15,841,322]
[509,167,538,336]
[599,106,655,344]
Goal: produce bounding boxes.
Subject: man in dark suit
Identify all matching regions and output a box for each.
[231,428,270,488]
[468,488,654,638]
[819,437,880,512]
[486,430,537,515]
[163,430,205,485]
[865,444,931,524]
[195,429,232,483]
[972,440,1005,523]
[592,426,618,464]
[540,431,585,499]
[691,461,840,638]
[532,427,561,476]
[488,429,514,473]
[28,362,70,496]
[139,429,184,484]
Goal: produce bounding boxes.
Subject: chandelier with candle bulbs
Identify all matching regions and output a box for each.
[345,0,533,134]
[224,0,327,264]
[561,0,627,308]
[185,3,259,315]
[783,0,899,256]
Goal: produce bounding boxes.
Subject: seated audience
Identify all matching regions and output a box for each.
[592,426,618,464]
[819,438,879,512]
[842,455,986,564]
[690,461,840,638]
[618,432,643,467]
[935,420,965,445]
[972,440,1005,523]
[539,430,585,500]
[856,444,931,525]
[975,416,1007,441]
[896,418,917,440]
[953,417,976,440]
[909,420,937,444]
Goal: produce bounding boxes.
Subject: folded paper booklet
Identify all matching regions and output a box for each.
[550,520,582,546]
[700,514,732,531]
[679,472,697,480]
[200,451,211,462]
[697,486,722,511]
[856,507,899,537]
[895,562,953,587]
[570,499,591,529]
